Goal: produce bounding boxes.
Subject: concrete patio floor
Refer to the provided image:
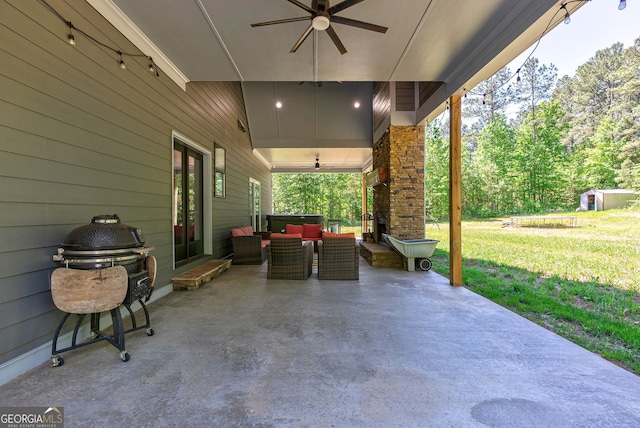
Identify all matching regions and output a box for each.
[2,257,640,427]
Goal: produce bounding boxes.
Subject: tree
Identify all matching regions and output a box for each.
[468,115,518,215]
[574,117,627,190]
[424,121,450,220]
[555,42,633,147]
[513,57,558,128]
[511,100,570,207]
[463,67,517,154]
[272,173,365,226]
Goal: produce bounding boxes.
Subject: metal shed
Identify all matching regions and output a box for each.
[579,189,639,211]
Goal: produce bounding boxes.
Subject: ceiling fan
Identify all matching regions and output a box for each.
[250,0,387,55]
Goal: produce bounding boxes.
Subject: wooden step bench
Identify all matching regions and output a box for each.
[171,259,231,291]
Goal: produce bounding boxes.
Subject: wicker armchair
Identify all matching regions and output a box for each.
[267,237,313,280]
[318,237,360,280]
[231,226,271,265]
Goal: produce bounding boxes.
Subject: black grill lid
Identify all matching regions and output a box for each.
[62,214,145,250]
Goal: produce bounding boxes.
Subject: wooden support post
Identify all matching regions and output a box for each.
[449,95,463,286]
[362,172,367,235]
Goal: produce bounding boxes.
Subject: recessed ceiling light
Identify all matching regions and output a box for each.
[354,101,360,108]
[276,101,282,109]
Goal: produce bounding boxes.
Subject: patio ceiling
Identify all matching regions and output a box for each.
[88,0,580,172]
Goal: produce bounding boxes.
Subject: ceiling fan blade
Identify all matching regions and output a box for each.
[330,15,388,33]
[251,16,311,27]
[327,0,365,15]
[287,0,316,14]
[326,25,347,55]
[290,24,314,53]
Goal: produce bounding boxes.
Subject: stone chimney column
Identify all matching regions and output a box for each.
[372,125,425,241]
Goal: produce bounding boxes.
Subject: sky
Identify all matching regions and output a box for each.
[508,0,639,78]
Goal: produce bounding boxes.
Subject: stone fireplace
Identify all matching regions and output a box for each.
[372,125,425,242]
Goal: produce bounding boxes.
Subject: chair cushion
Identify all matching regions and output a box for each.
[322,232,356,238]
[285,224,304,235]
[231,226,256,237]
[303,223,323,238]
[231,227,246,237]
[271,233,303,239]
[261,240,270,249]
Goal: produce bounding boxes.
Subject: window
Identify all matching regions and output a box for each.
[214,143,225,198]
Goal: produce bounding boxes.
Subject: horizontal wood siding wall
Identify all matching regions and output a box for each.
[0,0,271,365]
[395,82,416,111]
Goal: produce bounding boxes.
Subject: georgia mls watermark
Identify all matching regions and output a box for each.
[0,407,63,428]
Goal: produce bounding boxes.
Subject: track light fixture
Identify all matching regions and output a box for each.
[618,0,626,10]
[315,158,320,169]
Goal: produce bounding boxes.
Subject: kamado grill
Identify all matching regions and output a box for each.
[50,214,156,366]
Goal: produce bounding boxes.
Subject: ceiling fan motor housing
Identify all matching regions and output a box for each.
[312,15,330,30]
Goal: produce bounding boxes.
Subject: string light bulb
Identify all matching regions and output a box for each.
[118,52,126,70]
[618,0,626,10]
[67,24,76,46]
[561,4,571,24]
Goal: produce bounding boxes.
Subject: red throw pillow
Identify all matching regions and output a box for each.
[270,233,302,238]
[303,223,322,238]
[285,224,304,235]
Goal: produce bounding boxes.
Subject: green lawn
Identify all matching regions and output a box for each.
[425,209,640,375]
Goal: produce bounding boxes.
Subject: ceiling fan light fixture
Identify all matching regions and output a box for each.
[312,15,330,31]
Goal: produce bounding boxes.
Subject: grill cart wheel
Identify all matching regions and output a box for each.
[418,258,432,271]
[51,356,64,367]
[120,351,130,362]
[146,328,155,336]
